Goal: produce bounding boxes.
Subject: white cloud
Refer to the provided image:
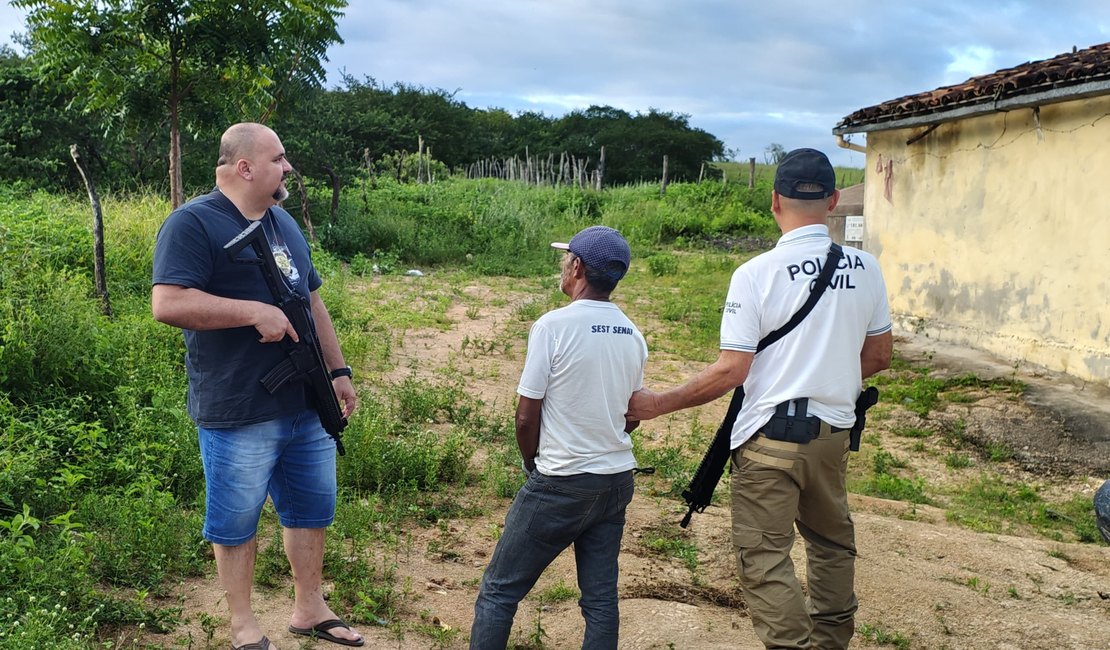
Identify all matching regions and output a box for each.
[944,45,998,83]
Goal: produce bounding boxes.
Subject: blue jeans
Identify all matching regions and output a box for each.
[198,409,337,545]
[470,470,634,650]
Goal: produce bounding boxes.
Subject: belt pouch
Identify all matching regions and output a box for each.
[764,398,821,444]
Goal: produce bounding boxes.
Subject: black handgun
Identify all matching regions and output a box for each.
[849,386,880,452]
[223,220,347,455]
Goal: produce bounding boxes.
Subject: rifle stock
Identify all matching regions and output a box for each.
[223,220,348,455]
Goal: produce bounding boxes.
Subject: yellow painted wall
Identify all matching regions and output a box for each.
[861,95,1110,384]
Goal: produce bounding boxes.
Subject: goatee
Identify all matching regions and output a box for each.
[273,183,289,202]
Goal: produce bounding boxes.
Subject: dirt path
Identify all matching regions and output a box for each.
[151,277,1110,650]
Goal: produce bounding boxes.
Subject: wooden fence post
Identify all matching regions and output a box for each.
[660,155,670,196]
[69,144,112,318]
[597,146,606,190]
[748,157,756,189]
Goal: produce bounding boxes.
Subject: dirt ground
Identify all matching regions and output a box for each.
[150,278,1110,650]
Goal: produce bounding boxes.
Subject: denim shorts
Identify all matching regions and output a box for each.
[198,409,337,545]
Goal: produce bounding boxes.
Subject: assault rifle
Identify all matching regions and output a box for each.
[678,243,843,528]
[223,220,347,455]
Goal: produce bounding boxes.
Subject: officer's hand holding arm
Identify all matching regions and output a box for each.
[515,396,543,473]
[627,350,754,421]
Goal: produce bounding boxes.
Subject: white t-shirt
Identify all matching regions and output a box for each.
[517,300,648,475]
[721,224,892,448]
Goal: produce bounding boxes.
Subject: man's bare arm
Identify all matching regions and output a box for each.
[861,330,893,379]
[151,283,297,343]
[515,396,543,472]
[627,349,754,421]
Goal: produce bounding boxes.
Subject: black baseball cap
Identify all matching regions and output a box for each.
[774,148,836,200]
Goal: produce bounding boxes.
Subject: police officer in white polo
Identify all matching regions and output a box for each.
[629,148,893,649]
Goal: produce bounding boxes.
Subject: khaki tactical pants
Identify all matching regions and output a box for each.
[730,423,857,650]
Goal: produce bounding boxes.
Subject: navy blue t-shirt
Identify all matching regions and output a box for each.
[152,189,323,428]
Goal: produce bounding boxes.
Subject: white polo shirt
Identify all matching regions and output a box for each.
[721,224,891,448]
[517,300,648,475]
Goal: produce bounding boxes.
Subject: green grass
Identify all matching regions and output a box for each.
[536,579,580,603]
[893,426,932,439]
[870,358,1026,418]
[621,252,748,362]
[0,179,1101,648]
[943,475,1101,541]
[945,452,973,469]
[641,524,700,572]
[631,418,715,499]
[857,622,911,649]
[712,161,865,189]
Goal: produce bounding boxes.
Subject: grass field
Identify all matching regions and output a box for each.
[0,178,1100,648]
[713,160,865,189]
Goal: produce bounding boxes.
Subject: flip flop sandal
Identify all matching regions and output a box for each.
[288,619,365,647]
[231,636,270,650]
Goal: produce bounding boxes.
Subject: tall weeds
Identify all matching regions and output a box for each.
[0,177,773,646]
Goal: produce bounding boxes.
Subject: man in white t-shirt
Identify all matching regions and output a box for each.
[628,149,893,650]
[470,226,647,650]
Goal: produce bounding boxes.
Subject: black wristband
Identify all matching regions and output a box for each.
[330,365,353,380]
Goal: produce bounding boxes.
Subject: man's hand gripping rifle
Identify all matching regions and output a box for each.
[223,220,347,455]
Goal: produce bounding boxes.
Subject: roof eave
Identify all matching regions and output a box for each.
[833,78,1110,135]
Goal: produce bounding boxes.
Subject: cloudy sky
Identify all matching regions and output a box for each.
[3,1,1109,166]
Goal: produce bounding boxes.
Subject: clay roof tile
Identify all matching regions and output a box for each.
[837,41,1110,130]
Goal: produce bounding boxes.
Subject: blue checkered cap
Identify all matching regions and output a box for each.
[551,225,631,282]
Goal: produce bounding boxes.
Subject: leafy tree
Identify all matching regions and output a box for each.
[0,47,91,188]
[765,142,787,164]
[549,106,723,184]
[14,0,346,207]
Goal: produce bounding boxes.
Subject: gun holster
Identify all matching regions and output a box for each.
[763,398,822,444]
